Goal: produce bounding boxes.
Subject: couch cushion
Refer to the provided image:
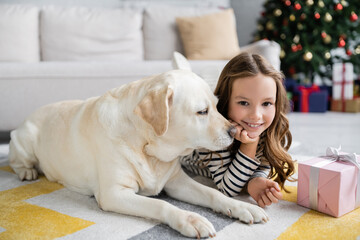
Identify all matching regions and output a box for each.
[0,60,228,130]
[143,6,219,60]
[176,9,240,60]
[0,5,40,62]
[40,6,143,61]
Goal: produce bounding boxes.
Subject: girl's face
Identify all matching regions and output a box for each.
[228,74,277,139]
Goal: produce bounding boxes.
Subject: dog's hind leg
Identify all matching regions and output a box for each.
[9,122,39,181]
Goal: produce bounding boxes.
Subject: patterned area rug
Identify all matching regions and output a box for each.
[0,144,359,240]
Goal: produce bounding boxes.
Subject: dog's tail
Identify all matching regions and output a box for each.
[172,52,192,71]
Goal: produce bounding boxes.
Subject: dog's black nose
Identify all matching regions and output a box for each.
[227,126,237,138]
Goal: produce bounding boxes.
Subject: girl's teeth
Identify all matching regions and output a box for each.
[248,123,261,127]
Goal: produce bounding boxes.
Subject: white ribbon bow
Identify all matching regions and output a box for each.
[325,146,360,169]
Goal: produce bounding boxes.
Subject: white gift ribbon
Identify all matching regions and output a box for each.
[326,146,360,169]
[309,146,360,211]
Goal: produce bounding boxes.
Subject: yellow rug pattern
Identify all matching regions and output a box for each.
[0,166,94,240]
[1,164,359,240]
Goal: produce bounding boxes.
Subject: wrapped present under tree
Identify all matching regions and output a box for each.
[285,79,329,112]
[332,62,354,100]
[331,62,360,112]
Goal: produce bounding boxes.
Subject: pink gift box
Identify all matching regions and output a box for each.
[297,152,360,217]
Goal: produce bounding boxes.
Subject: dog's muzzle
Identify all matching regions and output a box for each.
[227,126,237,138]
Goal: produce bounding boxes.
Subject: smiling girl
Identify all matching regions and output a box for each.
[180,52,295,208]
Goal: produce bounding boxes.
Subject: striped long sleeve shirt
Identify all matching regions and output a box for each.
[179,139,271,197]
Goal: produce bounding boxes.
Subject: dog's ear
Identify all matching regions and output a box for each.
[172,51,192,71]
[134,85,174,136]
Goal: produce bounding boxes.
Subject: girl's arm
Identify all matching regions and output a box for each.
[205,123,264,197]
[179,148,259,197]
[206,126,271,197]
[207,149,262,197]
[179,149,212,178]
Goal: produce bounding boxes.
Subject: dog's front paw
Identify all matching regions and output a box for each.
[169,210,216,238]
[227,201,269,224]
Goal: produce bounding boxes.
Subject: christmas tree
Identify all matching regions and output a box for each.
[254,0,360,84]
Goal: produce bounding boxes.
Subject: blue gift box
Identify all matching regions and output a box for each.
[306,90,328,112]
[285,79,329,112]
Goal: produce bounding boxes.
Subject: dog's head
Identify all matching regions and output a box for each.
[134,53,235,161]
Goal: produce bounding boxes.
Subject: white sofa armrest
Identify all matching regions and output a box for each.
[240,39,281,71]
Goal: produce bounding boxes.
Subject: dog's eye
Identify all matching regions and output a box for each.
[197,108,208,115]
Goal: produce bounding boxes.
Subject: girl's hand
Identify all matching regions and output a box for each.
[229,120,259,144]
[247,177,282,208]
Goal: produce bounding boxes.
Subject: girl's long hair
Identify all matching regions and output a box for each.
[214,52,295,191]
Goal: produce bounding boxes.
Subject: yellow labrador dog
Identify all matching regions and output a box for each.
[9,53,268,238]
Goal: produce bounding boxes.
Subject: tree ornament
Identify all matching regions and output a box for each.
[334,3,343,11]
[282,19,289,26]
[297,23,304,30]
[280,49,286,58]
[324,12,333,22]
[280,33,286,39]
[346,49,352,56]
[294,2,302,10]
[355,46,360,55]
[291,44,298,52]
[300,13,307,20]
[324,51,331,59]
[257,24,264,31]
[306,0,314,6]
[274,9,282,17]
[350,12,358,22]
[297,44,303,51]
[288,66,296,75]
[266,21,274,30]
[323,35,332,44]
[293,34,300,43]
[338,38,346,47]
[318,0,325,7]
[314,12,321,19]
[285,0,291,6]
[321,31,327,38]
[290,14,296,21]
[303,51,313,61]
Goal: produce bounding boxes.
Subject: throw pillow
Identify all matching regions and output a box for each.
[143,6,220,60]
[0,5,40,62]
[176,9,240,60]
[40,6,143,61]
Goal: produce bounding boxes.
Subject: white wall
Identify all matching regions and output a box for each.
[231,0,265,46]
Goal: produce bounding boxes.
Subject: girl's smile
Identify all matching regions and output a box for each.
[243,121,264,128]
